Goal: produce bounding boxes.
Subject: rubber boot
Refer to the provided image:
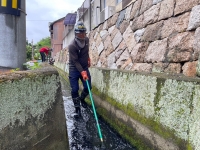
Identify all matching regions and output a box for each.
[80,91,88,108]
[72,97,81,117]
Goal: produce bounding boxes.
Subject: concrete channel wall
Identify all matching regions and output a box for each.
[56,65,200,150]
[0,66,69,150]
[89,67,200,150]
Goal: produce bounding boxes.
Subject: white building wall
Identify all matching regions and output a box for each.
[91,0,101,29]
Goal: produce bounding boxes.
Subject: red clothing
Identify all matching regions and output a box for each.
[40,47,49,55]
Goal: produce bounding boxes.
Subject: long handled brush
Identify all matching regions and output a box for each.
[86,80,105,148]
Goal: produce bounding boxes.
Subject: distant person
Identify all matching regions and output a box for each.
[68,21,91,117]
[39,47,51,62]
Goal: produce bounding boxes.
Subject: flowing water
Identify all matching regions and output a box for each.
[60,77,136,150]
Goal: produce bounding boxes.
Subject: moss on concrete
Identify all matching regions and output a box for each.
[0,65,69,150]
[56,68,150,149]
[96,107,151,150]
[91,85,188,149]
[56,67,194,150]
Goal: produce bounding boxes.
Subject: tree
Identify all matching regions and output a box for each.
[37,37,51,49]
[35,37,51,60]
[26,37,51,61]
[26,40,33,61]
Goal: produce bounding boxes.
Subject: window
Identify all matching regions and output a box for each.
[116,0,122,4]
[100,0,106,11]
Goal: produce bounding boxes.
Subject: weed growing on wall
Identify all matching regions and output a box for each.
[23,61,42,70]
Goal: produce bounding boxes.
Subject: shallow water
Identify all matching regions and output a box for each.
[60,78,136,150]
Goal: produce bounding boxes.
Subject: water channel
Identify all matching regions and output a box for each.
[60,77,136,150]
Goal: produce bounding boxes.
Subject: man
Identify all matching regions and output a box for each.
[68,21,91,116]
[40,47,50,62]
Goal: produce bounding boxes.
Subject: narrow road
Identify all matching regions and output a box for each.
[60,77,136,150]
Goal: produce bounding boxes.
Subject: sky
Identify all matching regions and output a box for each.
[26,0,83,44]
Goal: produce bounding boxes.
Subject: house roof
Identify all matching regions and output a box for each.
[64,13,76,25]
[49,17,65,26]
[49,17,65,30]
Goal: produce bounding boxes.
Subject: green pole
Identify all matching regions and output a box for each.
[86,80,103,142]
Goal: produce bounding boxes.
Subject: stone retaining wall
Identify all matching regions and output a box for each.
[55,0,200,78]
[87,0,200,77]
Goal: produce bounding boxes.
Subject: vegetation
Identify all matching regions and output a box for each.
[22,37,51,71]
[37,37,51,49]
[26,41,32,61]
[23,61,41,70]
[26,37,51,61]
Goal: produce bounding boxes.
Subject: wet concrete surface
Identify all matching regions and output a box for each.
[60,77,136,150]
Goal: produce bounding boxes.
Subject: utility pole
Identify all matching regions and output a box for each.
[31,40,34,60]
[0,0,26,69]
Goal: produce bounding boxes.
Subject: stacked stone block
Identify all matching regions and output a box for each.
[88,0,200,77]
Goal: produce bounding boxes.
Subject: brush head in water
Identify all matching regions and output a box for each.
[100,141,106,150]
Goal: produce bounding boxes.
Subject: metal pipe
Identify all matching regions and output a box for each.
[96,6,100,25]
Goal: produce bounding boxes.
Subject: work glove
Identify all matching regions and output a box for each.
[81,71,89,81]
[88,58,91,67]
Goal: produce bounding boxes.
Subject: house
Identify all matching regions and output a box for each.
[49,17,65,58]
[63,13,77,48]
[49,13,77,58]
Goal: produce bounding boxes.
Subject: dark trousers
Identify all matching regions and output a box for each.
[69,68,92,98]
[40,52,46,62]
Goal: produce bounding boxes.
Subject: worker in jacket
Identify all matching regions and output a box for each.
[40,47,50,62]
[68,21,91,117]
